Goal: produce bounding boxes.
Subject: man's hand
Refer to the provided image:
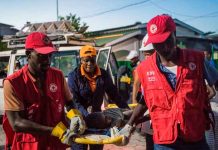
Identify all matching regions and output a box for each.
[116,124,133,146]
[51,122,76,145]
[67,109,86,134]
[118,124,133,137]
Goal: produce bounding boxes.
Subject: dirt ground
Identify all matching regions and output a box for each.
[0,125,5,150]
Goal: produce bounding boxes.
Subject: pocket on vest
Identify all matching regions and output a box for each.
[183,110,205,141]
[14,133,39,150]
[146,89,171,111]
[152,115,175,142]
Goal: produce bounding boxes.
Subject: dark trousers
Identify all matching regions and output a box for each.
[146,134,154,150]
[154,137,209,150]
[71,143,104,150]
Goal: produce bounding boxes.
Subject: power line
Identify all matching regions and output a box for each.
[183,12,218,22]
[81,0,151,19]
[150,1,197,17]
[150,1,218,22]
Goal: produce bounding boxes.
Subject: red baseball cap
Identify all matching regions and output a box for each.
[25,32,57,54]
[144,15,176,46]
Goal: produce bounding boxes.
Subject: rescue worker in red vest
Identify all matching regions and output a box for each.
[126,50,140,80]
[67,45,130,150]
[131,33,155,150]
[132,34,155,104]
[3,32,86,150]
[117,15,218,150]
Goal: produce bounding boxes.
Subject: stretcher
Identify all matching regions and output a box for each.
[71,105,136,144]
[52,122,125,145]
[73,127,124,144]
[106,103,137,109]
[73,134,123,144]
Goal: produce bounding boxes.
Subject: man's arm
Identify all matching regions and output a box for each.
[127,96,147,126]
[117,103,147,139]
[206,84,216,99]
[132,71,140,104]
[6,110,53,134]
[4,80,53,134]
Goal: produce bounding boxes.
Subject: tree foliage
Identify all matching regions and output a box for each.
[59,13,89,34]
[0,37,8,51]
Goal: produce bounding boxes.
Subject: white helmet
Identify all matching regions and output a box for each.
[126,50,139,60]
[139,34,154,51]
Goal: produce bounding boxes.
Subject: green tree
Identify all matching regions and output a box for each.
[59,13,89,34]
[0,37,8,51]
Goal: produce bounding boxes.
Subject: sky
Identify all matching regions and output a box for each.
[1,0,218,34]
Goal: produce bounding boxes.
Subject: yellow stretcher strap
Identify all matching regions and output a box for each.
[66,109,82,119]
[73,134,124,145]
[107,103,138,109]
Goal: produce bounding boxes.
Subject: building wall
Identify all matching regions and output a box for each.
[111,37,140,52]
[176,26,201,37]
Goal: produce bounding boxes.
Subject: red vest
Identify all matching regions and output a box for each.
[137,49,210,144]
[3,65,67,150]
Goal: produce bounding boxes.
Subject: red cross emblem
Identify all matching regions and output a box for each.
[150,24,157,34]
[49,83,58,92]
[188,62,196,71]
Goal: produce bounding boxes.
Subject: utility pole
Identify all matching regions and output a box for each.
[56,0,59,21]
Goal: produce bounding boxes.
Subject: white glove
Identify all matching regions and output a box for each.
[70,116,86,134]
[118,124,133,137]
[61,129,76,145]
[67,109,86,135]
[110,126,120,138]
[116,124,133,146]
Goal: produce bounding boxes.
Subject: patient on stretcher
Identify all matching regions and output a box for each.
[85,108,149,130]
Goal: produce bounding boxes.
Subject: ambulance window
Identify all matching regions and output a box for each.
[14,55,27,72]
[109,53,118,76]
[0,56,10,79]
[51,51,79,77]
[97,50,109,70]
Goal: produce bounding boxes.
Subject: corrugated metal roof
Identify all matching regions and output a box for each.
[17,21,75,36]
[87,18,205,39]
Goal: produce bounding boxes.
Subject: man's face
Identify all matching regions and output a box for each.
[28,51,52,73]
[130,57,139,67]
[153,33,176,60]
[143,49,155,59]
[81,56,96,73]
[204,51,211,60]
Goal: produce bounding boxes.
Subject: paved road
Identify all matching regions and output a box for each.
[104,131,147,150]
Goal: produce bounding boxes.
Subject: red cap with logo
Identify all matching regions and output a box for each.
[144,15,176,46]
[25,32,57,54]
